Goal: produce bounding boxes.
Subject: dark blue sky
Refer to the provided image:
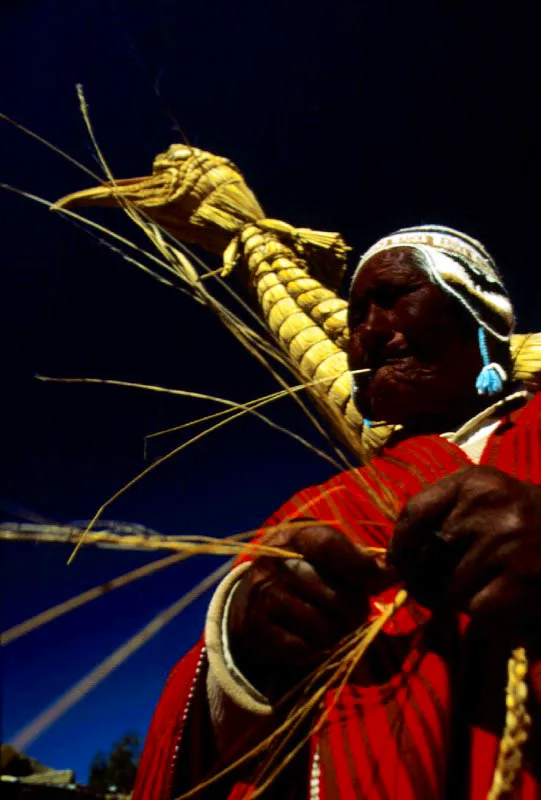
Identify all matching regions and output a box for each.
[1,0,538,785]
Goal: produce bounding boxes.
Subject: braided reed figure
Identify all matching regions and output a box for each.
[57,152,541,799]
[488,647,531,799]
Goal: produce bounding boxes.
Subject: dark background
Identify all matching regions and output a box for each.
[1,0,538,784]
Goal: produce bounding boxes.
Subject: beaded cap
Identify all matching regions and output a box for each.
[353,225,515,342]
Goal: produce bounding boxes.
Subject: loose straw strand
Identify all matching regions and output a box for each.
[248,589,409,798]
[0,553,186,645]
[174,588,409,800]
[11,560,233,752]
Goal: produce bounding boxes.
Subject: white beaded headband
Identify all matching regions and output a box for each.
[352,225,515,342]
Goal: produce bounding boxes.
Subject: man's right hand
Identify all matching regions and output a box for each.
[227,522,392,699]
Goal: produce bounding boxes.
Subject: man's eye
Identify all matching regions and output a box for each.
[376,287,400,304]
[375,286,414,308]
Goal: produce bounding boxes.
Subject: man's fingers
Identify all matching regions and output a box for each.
[447,531,519,608]
[466,574,541,635]
[250,556,339,615]
[290,525,383,593]
[263,582,331,649]
[230,522,397,685]
[260,622,315,666]
[389,470,463,578]
[283,558,341,611]
[258,518,316,550]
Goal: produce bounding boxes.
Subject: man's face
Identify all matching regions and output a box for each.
[347,248,484,431]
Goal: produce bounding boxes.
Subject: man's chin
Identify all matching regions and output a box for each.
[353,373,418,425]
[352,391,396,425]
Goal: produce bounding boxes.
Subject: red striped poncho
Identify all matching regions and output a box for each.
[134,393,541,799]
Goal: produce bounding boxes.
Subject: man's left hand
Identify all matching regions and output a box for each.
[388,465,541,637]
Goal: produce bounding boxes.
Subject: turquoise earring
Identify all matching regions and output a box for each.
[475,327,507,396]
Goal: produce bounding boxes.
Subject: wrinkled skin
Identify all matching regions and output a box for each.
[228,523,394,698]
[390,466,541,638]
[229,248,541,700]
[347,248,499,431]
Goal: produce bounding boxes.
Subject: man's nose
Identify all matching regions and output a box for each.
[361,303,393,342]
[349,305,393,365]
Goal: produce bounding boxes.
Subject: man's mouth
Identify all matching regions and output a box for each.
[377,354,412,368]
[354,348,413,375]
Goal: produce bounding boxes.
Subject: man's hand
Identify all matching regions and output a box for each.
[388,466,541,635]
[228,523,392,698]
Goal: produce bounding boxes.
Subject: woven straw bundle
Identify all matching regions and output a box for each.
[55,145,541,462]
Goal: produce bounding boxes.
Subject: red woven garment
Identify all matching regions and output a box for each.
[134,393,541,800]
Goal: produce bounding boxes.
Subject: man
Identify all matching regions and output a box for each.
[134,226,541,799]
